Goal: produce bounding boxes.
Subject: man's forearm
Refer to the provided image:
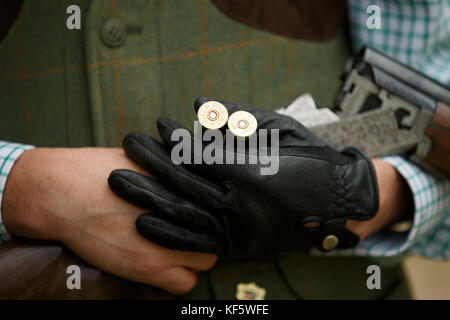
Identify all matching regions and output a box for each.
[1,147,217,294]
[2,147,153,241]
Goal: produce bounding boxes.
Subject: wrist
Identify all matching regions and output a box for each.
[346,158,413,240]
[2,148,51,239]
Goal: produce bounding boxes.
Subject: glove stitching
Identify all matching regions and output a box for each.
[336,164,366,218]
[119,174,222,222]
[142,217,223,245]
[133,135,224,195]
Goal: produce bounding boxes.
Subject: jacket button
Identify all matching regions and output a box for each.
[100,18,127,48]
[322,235,339,250]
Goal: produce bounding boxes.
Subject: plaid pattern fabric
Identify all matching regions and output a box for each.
[385,157,450,260]
[0,0,350,251]
[0,0,413,299]
[348,0,450,85]
[0,141,34,242]
[325,0,450,259]
[0,0,448,264]
[320,156,450,259]
[0,0,349,147]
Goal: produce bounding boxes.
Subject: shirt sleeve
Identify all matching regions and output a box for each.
[321,0,450,260]
[318,156,450,259]
[383,156,450,260]
[0,140,35,243]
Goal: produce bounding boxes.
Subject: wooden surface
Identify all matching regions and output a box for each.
[0,238,172,300]
[423,102,450,179]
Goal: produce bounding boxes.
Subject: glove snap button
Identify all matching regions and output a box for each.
[322,235,339,250]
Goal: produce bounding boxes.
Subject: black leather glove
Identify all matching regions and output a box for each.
[108,97,379,256]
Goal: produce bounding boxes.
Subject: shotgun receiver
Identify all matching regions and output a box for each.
[310,46,450,178]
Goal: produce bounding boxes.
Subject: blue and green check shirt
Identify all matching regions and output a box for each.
[335,0,450,259]
[0,0,449,260]
[0,141,34,242]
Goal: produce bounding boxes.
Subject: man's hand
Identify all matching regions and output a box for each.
[2,147,217,294]
[108,97,380,256]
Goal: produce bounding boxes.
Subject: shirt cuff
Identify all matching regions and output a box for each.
[315,156,450,259]
[0,141,35,243]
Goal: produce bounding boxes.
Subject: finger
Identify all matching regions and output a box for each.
[156,267,198,295]
[157,117,208,158]
[156,117,198,154]
[157,117,260,181]
[122,133,223,207]
[136,213,228,254]
[108,169,225,235]
[166,250,218,272]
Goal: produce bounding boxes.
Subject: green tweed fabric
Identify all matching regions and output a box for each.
[0,0,93,147]
[0,0,349,148]
[0,0,410,299]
